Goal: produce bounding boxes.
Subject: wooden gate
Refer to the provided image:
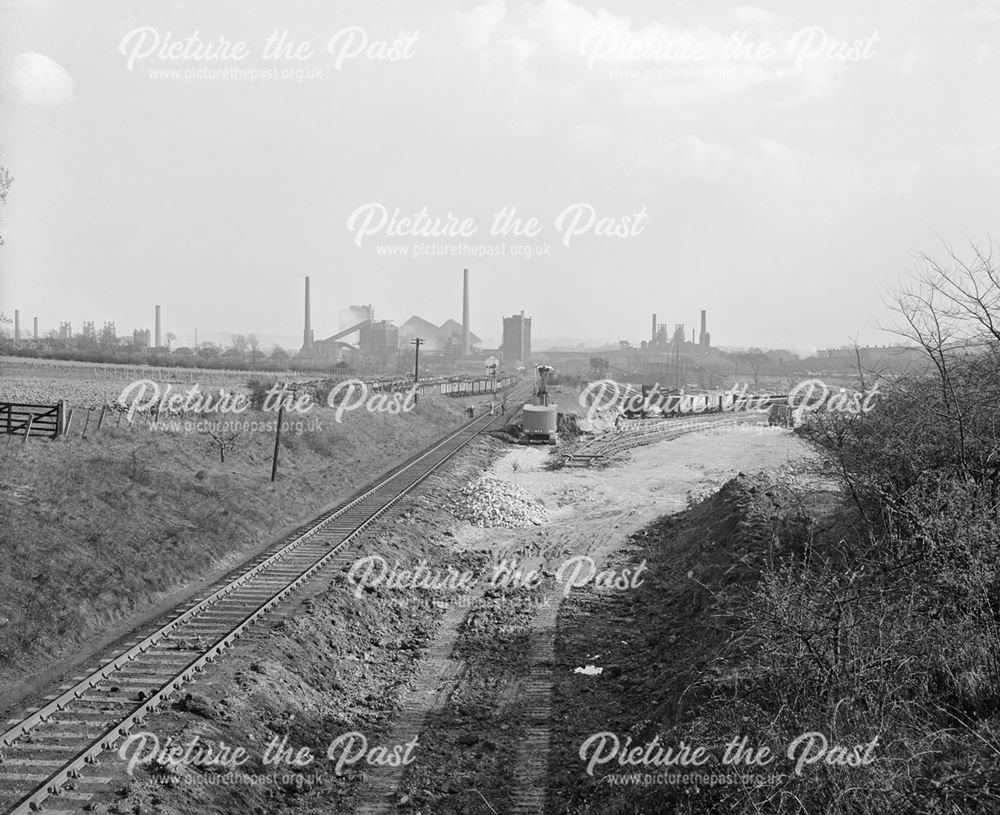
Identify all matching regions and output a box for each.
[0,401,64,439]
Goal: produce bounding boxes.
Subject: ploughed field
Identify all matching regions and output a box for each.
[0,357,297,410]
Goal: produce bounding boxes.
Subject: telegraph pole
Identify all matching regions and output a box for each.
[270,405,284,482]
[411,337,424,406]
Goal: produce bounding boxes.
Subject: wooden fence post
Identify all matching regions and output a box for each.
[97,405,107,432]
[81,409,91,439]
[64,409,74,438]
[56,400,65,437]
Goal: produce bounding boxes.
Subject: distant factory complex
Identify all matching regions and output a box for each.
[4,268,730,380]
[296,269,533,371]
[5,275,928,393]
[647,309,711,353]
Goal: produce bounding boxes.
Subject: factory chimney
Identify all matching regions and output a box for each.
[699,309,710,352]
[462,268,470,356]
[302,276,314,352]
[651,313,657,346]
[14,309,20,343]
[155,305,162,348]
[33,317,38,340]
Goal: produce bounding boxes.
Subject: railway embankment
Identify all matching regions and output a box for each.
[0,396,468,706]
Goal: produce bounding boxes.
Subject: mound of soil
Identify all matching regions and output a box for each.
[548,472,831,812]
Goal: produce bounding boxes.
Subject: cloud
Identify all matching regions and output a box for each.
[569,122,616,151]
[5,52,74,107]
[453,0,506,52]
[963,0,1000,23]
[670,135,735,179]
[448,0,869,109]
[731,6,781,26]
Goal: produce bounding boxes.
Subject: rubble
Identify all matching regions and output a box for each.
[454,475,549,528]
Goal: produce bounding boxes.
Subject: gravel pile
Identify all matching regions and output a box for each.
[455,475,549,527]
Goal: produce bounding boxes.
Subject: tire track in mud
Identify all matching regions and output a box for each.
[505,519,632,815]
[507,590,559,814]
[349,515,632,814]
[350,460,664,813]
[352,586,487,815]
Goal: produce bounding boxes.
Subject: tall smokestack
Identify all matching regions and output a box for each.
[651,313,657,345]
[155,305,162,348]
[14,309,20,343]
[303,276,314,351]
[462,268,470,356]
[33,317,38,340]
[700,309,707,336]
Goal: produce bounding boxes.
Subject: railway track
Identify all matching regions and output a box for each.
[0,391,528,815]
[563,408,774,467]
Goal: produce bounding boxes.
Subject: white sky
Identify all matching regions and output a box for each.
[2,0,999,351]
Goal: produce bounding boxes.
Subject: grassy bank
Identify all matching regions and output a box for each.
[0,395,467,689]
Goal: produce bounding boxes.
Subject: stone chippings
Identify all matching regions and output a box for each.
[454,475,549,528]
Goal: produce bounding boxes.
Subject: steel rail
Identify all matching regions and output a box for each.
[0,390,528,815]
[563,401,783,466]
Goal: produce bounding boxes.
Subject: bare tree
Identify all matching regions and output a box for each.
[247,333,261,364]
[735,348,766,387]
[204,424,242,464]
[231,334,248,362]
[165,331,177,351]
[888,238,1000,482]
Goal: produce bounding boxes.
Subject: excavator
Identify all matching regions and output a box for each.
[520,364,558,444]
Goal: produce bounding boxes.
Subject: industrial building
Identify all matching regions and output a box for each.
[397,316,481,354]
[502,311,531,368]
[296,268,489,369]
[359,319,399,357]
[648,310,711,353]
[8,310,41,344]
[396,270,482,356]
[298,277,400,366]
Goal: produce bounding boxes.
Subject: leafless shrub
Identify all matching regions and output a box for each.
[680,242,1000,812]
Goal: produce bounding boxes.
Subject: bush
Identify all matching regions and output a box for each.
[678,244,1000,811]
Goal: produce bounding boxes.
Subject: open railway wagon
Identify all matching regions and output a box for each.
[520,363,558,445]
